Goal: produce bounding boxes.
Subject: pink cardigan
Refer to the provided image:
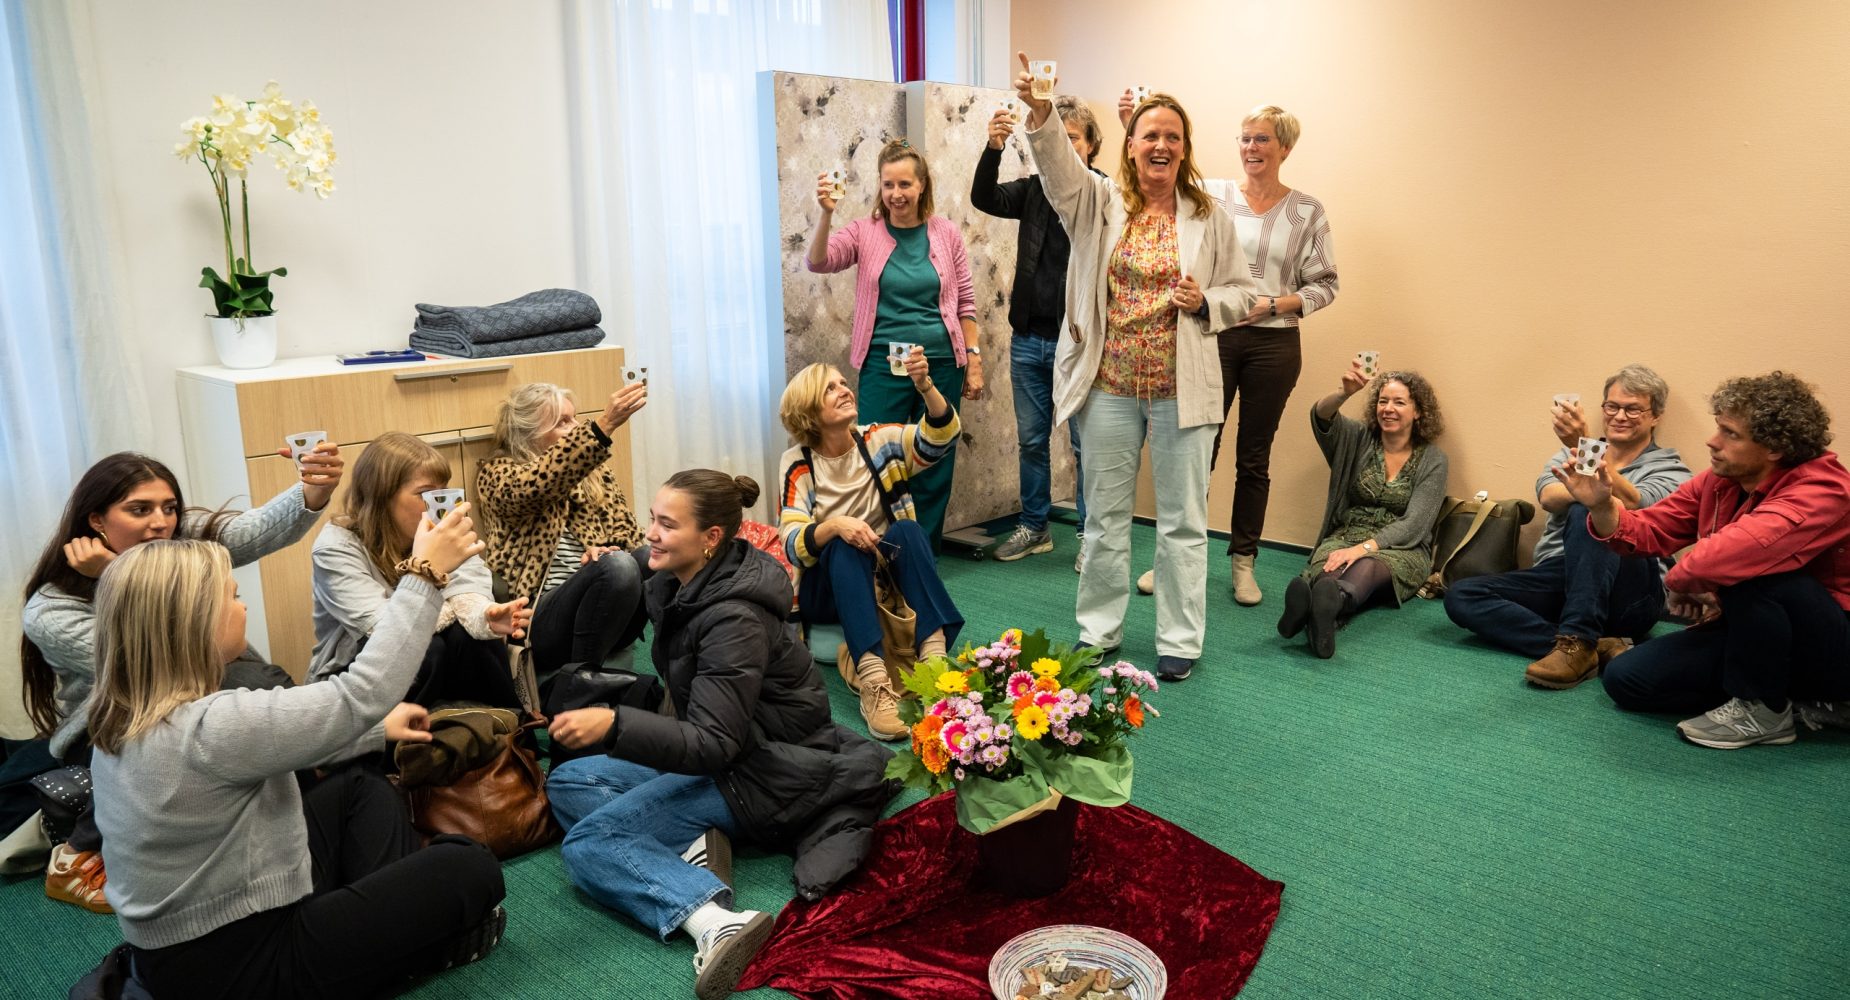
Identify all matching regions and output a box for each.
[806,214,977,370]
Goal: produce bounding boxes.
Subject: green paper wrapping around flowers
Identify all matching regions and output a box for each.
[956,744,1134,835]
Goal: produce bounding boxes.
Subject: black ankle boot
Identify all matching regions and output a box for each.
[1278,576,1313,638]
[1307,576,1346,659]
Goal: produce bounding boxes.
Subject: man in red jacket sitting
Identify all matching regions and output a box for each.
[1554,371,1850,748]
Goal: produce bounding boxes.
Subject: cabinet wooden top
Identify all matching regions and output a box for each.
[175,345,625,386]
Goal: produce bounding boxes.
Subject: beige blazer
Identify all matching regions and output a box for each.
[1025,111,1256,429]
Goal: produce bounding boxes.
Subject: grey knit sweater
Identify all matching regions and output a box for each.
[90,577,441,949]
[307,523,497,681]
[22,484,323,758]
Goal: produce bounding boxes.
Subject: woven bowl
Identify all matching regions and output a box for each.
[987,924,1167,999]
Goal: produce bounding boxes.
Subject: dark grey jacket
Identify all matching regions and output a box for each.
[970,145,1101,338]
[607,538,896,899]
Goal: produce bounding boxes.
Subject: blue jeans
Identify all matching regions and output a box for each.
[1443,504,1664,658]
[548,755,738,939]
[798,518,964,661]
[1011,334,1084,531]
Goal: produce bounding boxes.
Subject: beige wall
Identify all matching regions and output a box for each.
[72,0,580,492]
[1013,0,1850,554]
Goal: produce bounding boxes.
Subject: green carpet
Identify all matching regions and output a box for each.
[4,520,1847,999]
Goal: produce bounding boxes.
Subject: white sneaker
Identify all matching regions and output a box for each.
[693,910,775,1000]
[1136,569,1154,595]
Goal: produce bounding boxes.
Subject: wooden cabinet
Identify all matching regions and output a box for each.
[177,347,630,679]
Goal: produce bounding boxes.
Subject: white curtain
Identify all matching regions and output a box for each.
[0,1,146,735]
[563,0,892,516]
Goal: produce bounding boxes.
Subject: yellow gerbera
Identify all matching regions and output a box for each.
[935,671,969,694]
[1016,704,1050,740]
[1030,657,1062,680]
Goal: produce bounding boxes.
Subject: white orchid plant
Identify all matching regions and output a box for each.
[174,82,336,318]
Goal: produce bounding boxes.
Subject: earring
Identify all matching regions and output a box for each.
[702,547,714,560]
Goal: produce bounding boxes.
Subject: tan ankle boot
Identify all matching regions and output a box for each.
[1525,635,1599,689]
[1596,637,1633,668]
[1230,553,1262,606]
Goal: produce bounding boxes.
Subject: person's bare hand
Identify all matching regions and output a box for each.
[550,707,615,749]
[1549,456,1615,511]
[63,537,115,578]
[384,702,432,744]
[1339,360,1370,397]
[814,171,838,212]
[828,516,880,552]
[1013,51,1053,125]
[279,442,345,512]
[1172,273,1204,313]
[486,596,532,639]
[1552,401,1588,451]
[987,108,1015,150]
[1117,88,1135,128]
[599,382,648,433]
[410,501,484,576]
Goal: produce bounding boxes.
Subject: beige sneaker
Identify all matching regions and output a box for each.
[859,678,906,741]
[1230,553,1262,606]
[46,843,111,914]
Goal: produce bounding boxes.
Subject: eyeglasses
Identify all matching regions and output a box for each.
[1601,402,1649,418]
[1238,134,1275,146]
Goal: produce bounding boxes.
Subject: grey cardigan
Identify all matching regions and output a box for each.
[91,577,441,948]
[1310,407,1450,552]
[307,522,497,681]
[23,484,323,758]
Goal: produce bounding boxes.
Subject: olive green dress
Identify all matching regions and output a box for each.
[1299,444,1435,603]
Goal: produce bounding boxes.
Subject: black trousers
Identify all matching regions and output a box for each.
[133,768,505,1000]
[1601,571,1850,714]
[529,546,651,679]
[1212,327,1302,556]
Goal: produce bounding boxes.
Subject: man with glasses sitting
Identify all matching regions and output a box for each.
[1445,364,1691,688]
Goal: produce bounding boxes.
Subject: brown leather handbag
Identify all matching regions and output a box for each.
[403,717,561,860]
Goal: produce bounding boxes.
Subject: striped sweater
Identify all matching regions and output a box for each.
[778,411,961,582]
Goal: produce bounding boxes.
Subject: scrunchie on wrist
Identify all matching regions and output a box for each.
[394,557,451,589]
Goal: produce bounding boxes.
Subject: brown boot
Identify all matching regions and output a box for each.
[46,843,111,914]
[1596,637,1633,668]
[1525,634,1599,690]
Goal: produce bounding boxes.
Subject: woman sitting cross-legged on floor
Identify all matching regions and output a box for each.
[546,471,898,1000]
[87,516,507,1000]
[309,432,532,706]
[1279,361,1449,658]
[475,380,652,692]
[776,357,966,740]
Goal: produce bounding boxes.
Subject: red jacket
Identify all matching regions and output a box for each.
[1592,452,1850,608]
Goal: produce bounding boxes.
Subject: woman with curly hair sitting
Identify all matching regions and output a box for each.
[1279,362,1449,659]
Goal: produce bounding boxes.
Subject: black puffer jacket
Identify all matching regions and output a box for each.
[605,538,898,899]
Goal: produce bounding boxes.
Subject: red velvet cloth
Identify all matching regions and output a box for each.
[738,793,1284,999]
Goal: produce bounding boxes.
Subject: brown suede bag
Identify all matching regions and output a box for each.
[403,716,560,860]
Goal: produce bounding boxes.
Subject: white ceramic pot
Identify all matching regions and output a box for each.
[208,314,278,369]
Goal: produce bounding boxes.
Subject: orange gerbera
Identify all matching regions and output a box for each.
[1124,695,1145,728]
[1033,675,1061,693]
[1012,694,1035,718]
[912,715,949,774]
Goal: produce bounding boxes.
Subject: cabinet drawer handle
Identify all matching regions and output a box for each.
[394,362,514,383]
[422,430,499,448]
[461,430,496,443]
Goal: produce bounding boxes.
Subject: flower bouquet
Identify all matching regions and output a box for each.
[885,628,1159,843]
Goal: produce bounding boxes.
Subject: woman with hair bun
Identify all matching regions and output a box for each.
[547,470,895,1000]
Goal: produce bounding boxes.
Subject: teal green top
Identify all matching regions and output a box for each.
[874,221,951,358]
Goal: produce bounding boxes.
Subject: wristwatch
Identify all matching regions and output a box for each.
[965,345,982,357]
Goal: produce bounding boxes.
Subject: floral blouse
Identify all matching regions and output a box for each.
[1096,212,1180,399]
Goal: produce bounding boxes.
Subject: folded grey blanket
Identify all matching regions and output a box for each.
[409,325,606,359]
[413,288,601,345]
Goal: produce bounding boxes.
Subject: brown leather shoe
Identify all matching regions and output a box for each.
[46,843,111,914]
[1525,634,1599,689]
[1596,637,1633,668]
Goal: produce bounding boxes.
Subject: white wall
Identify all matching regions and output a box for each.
[75,0,581,493]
